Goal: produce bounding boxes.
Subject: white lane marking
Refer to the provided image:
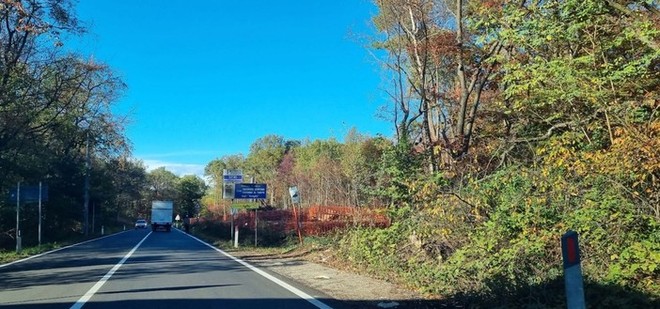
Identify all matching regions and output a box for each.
[184,232,333,309]
[0,231,130,269]
[70,232,152,309]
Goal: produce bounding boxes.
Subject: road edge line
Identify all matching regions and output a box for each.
[70,231,152,309]
[0,231,130,269]
[184,231,333,309]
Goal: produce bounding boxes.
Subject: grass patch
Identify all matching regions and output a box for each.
[0,227,126,265]
[0,242,64,264]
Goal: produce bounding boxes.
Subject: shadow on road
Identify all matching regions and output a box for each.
[0,297,441,309]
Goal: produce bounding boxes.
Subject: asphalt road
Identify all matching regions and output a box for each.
[0,229,335,309]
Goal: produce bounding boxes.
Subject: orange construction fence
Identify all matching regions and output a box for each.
[193,205,390,236]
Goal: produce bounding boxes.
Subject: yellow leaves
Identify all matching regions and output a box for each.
[440,228,451,237]
[541,167,550,177]
[536,146,547,156]
[536,119,659,205]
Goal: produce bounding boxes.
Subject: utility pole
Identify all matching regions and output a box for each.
[83,131,90,236]
[92,202,95,235]
[16,181,21,253]
[38,182,42,246]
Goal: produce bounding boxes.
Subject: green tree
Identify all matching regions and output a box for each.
[341,128,371,206]
[293,138,344,205]
[176,175,207,217]
[146,168,178,201]
[245,135,287,205]
[0,0,128,245]
[106,158,148,219]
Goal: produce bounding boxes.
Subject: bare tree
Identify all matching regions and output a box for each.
[373,0,503,171]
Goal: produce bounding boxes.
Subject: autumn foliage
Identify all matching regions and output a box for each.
[191,0,660,307]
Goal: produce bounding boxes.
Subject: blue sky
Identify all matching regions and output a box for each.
[72,1,392,177]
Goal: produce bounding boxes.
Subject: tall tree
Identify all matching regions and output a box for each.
[146,167,178,201]
[294,138,345,205]
[245,135,287,205]
[341,128,374,206]
[0,0,129,244]
[176,175,207,217]
[108,158,148,218]
[373,0,503,171]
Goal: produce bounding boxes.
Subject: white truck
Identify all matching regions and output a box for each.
[151,200,173,232]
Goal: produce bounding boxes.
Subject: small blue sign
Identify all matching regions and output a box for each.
[234,183,267,199]
[8,185,49,203]
[223,175,243,183]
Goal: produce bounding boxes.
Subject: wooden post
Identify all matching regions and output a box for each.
[292,203,303,245]
[254,208,258,247]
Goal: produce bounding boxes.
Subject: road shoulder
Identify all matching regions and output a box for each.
[227,248,436,308]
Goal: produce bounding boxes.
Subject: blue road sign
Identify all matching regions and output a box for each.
[223,175,243,183]
[8,185,49,203]
[234,183,267,199]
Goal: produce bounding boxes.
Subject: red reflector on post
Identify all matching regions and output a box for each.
[561,231,581,269]
[566,236,577,264]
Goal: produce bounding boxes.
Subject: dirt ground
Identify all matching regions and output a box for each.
[225,247,443,308]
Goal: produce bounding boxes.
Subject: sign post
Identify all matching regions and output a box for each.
[288,186,303,245]
[230,207,237,241]
[234,225,239,248]
[38,182,42,246]
[230,182,266,248]
[562,230,586,309]
[223,170,242,233]
[16,182,21,253]
[8,183,49,251]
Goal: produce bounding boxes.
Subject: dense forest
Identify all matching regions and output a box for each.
[1,0,658,307]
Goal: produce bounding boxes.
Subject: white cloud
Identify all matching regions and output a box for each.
[140,150,218,158]
[143,160,205,178]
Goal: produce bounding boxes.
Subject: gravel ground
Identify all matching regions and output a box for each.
[226,247,444,309]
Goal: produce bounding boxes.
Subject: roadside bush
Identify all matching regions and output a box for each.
[340,221,408,275]
[337,164,660,307]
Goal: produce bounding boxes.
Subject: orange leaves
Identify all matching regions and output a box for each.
[428,30,458,60]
